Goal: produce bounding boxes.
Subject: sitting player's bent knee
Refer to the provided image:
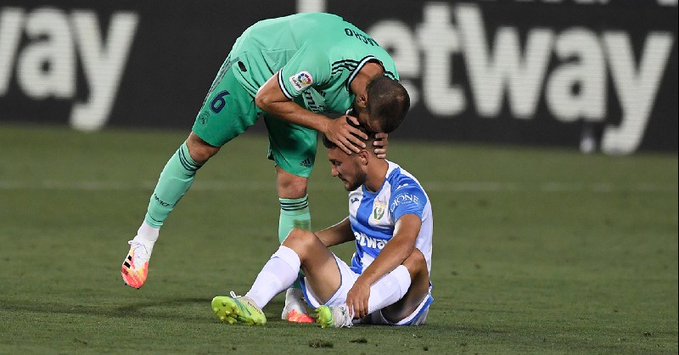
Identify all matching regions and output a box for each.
[281,228,315,251]
[402,248,427,277]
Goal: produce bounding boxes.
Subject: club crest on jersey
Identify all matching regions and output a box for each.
[373,200,387,220]
[289,71,313,91]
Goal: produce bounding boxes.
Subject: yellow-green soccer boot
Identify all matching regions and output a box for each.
[212,292,267,326]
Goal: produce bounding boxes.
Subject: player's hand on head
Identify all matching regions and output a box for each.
[373,132,389,159]
[325,115,368,154]
[346,279,371,319]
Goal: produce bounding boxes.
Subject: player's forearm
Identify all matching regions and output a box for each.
[316,217,354,247]
[257,99,330,134]
[357,237,415,287]
[255,71,330,132]
[359,215,421,286]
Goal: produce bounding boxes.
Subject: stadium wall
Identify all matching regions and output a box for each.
[0,0,676,154]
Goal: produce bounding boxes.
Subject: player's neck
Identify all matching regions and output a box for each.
[350,62,384,97]
[364,159,389,193]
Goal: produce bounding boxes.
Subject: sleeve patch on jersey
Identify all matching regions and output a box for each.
[289,71,314,91]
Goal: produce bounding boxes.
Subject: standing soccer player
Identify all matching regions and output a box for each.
[211,130,433,327]
[120,13,410,323]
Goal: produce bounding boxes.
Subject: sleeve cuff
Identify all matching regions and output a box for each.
[277,70,294,100]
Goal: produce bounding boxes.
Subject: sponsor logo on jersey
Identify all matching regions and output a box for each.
[355,232,386,250]
[390,192,420,212]
[289,71,313,91]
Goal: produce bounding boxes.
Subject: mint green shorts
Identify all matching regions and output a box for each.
[192,58,317,178]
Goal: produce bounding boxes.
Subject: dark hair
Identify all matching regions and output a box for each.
[322,121,376,152]
[366,76,410,133]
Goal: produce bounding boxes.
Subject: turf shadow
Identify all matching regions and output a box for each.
[1,297,211,323]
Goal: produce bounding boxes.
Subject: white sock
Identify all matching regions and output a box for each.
[245,246,301,309]
[133,221,160,253]
[284,288,307,313]
[367,265,412,314]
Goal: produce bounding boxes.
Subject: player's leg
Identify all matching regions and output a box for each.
[275,169,316,321]
[122,56,259,289]
[212,229,341,325]
[283,229,343,303]
[315,263,413,328]
[143,133,218,229]
[265,117,316,244]
[316,250,428,328]
[276,168,311,242]
[264,115,318,322]
[121,134,214,289]
[378,248,432,324]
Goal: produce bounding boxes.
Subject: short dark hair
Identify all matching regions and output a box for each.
[366,76,410,133]
[322,121,376,152]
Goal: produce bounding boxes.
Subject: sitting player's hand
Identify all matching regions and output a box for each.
[346,279,371,319]
[373,132,389,159]
[324,116,368,154]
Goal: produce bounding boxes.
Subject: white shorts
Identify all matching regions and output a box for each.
[365,292,433,326]
[300,253,433,326]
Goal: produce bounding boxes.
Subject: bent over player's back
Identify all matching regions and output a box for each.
[229,12,398,111]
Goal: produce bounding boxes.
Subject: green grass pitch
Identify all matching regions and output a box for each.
[0,124,676,353]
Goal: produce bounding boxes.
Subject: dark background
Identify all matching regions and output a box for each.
[0,0,676,153]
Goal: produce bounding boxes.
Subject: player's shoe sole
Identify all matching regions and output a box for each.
[211,295,266,326]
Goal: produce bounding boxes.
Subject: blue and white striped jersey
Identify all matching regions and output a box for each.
[348,161,433,274]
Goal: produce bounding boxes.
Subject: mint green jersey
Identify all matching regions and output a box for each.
[193,13,400,178]
[229,13,399,114]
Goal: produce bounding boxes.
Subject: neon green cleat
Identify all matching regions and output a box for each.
[315,305,353,328]
[211,292,266,326]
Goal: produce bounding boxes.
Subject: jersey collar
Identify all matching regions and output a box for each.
[346,56,384,91]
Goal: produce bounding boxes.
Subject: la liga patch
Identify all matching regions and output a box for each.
[289,71,314,91]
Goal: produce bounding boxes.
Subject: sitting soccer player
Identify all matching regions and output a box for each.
[211,131,433,327]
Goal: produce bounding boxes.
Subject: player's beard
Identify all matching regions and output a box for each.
[339,172,366,191]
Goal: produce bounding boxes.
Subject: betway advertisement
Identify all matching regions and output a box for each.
[0,0,676,154]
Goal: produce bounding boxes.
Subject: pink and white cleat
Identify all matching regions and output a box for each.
[121,240,151,289]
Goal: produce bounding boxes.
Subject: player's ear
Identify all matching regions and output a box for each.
[358,150,370,165]
[355,92,368,111]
